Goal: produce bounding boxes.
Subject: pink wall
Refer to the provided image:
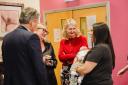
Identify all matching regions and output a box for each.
[40,0,106,22]
[110,0,128,85]
[40,0,128,85]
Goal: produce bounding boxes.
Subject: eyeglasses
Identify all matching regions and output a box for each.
[42,29,49,34]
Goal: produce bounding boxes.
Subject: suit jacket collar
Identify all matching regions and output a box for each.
[18,25,31,32]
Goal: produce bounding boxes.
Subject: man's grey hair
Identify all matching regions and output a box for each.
[19,7,39,24]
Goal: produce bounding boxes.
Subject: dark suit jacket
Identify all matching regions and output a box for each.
[2,25,49,85]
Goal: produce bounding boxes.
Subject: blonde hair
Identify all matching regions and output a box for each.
[62,18,81,39]
[36,23,49,42]
[37,23,47,30]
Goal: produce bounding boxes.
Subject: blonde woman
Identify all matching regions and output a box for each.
[58,18,88,85]
[35,24,58,85]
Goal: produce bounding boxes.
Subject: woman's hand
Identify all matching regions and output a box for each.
[43,55,53,66]
[76,66,82,75]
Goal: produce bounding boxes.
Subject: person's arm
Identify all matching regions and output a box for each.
[81,36,88,47]
[58,40,76,62]
[76,45,104,76]
[51,44,57,68]
[46,43,57,68]
[76,61,97,75]
[28,34,48,85]
[59,53,76,62]
[117,65,128,75]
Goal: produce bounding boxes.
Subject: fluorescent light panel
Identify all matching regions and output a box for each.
[64,0,75,2]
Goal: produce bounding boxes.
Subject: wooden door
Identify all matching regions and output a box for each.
[45,6,108,85]
[73,6,107,36]
[46,10,73,85]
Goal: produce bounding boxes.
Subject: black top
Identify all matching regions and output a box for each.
[42,42,57,85]
[81,44,113,85]
[2,26,49,85]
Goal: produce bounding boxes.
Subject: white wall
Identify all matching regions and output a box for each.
[22,0,40,14]
[0,0,21,3]
[0,0,40,13]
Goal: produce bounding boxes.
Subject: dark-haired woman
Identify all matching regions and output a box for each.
[76,22,115,85]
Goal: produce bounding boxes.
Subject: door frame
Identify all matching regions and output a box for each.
[44,1,110,27]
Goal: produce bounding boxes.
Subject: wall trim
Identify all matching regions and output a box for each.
[43,1,110,27]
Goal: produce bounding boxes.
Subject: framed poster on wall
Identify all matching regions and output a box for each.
[0,2,23,38]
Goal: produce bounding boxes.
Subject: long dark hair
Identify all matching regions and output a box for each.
[92,22,115,68]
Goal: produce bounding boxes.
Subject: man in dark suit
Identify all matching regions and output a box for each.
[1,7,49,85]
